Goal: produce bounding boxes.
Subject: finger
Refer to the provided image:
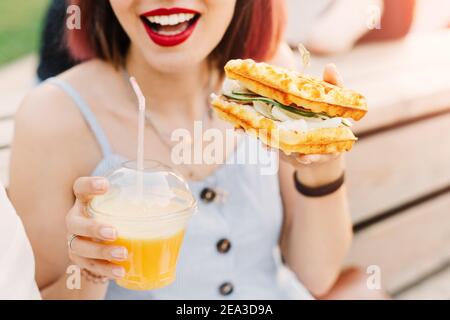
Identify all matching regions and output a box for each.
[66,212,117,241]
[323,64,344,87]
[279,151,306,166]
[294,157,312,165]
[73,177,109,206]
[69,254,126,279]
[283,152,312,165]
[298,154,322,164]
[69,236,128,261]
[297,153,340,165]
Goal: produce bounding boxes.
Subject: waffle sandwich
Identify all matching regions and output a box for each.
[211,59,368,155]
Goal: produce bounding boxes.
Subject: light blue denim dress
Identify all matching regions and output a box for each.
[49,78,313,300]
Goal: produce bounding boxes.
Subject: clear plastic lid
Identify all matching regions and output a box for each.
[89,160,196,221]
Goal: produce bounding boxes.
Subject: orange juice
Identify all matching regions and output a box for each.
[89,168,196,292]
[112,230,186,290]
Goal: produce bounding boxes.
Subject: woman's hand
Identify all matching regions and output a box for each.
[280,63,345,186]
[66,177,128,281]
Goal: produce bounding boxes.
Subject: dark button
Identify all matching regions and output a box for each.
[219,282,234,296]
[217,239,231,254]
[200,187,216,203]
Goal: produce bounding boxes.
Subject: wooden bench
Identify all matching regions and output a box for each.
[0,56,36,185]
[0,120,13,184]
[305,29,450,298]
[1,31,450,299]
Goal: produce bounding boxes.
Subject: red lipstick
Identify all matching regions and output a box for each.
[142,7,199,17]
[141,8,200,47]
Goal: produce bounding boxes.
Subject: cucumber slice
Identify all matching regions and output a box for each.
[224,92,325,118]
[253,101,277,120]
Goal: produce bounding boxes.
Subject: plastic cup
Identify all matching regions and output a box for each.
[88,160,196,290]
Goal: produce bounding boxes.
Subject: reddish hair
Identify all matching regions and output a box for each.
[67,0,285,69]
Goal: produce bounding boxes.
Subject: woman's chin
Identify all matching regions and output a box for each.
[142,51,206,74]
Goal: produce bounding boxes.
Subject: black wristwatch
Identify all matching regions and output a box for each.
[293,171,345,197]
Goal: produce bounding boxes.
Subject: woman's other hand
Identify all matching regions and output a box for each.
[279,63,345,186]
[66,177,127,280]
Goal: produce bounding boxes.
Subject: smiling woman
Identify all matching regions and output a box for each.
[67,0,285,70]
[7,0,374,301]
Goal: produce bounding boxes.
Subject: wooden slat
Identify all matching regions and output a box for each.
[346,113,450,223]
[0,119,14,148]
[304,30,450,134]
[0,149,10,186]
[0,55,35,188]
[395,266,450,300]
[0,55,36,119]
[345,193,450,293]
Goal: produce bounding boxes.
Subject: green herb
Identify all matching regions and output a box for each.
[224,92,328,119]
[223,92,351,127]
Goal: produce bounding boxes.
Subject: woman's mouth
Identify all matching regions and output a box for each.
[141,8,201,47]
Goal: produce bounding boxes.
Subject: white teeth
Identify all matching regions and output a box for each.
[146,13,195,26]
[161,15,169,25]
[169,15,178,25]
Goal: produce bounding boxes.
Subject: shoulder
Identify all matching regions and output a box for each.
[15,59,112,143]
[13,60,113,161]
[15,84,75,141]
[268,42,298,70]
[14,81,81,150]
[57,59,117,89]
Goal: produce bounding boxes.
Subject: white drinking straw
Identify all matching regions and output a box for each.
[129,77,146,198]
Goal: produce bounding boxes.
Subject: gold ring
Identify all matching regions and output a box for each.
[68,234,78,251]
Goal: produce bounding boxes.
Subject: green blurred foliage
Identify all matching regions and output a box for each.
[0,0,50,65]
